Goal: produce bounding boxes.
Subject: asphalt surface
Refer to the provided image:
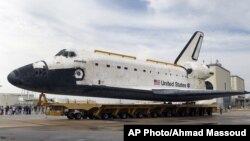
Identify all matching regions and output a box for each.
[0,110,250,141]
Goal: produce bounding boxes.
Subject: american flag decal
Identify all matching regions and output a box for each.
[154,79,160,85]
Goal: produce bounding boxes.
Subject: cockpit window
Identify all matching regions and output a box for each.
[62,51,68,57]
[55,49,76,58]
[55,49,66,56]
[68,52,76,57]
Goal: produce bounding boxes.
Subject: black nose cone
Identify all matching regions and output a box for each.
[7,70,22,86]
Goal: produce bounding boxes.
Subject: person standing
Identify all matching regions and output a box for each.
[220,107,223,115]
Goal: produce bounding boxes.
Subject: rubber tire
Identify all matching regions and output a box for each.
[67,113,74,120]
[102,113,109,120]
[151,112,157,118]
[137,112,143,118]
[120,113,127,119]
[74,113,82,120]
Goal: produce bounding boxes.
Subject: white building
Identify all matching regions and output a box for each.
[231,75,245,107]
[0,93,35,106]
[206,63,231,108]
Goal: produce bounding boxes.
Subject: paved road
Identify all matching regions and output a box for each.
[0,110,249,141]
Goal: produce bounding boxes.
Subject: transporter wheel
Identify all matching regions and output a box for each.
[74,113,82,120]
[178,109,185,117]
[87,113,95,119]
[151,112,158,118]
[67,113,74,120]
[136,112,143,118]
[102,113,109,120]
[163,111,172,117]
[81,112,87,119]
[120,113,127,119]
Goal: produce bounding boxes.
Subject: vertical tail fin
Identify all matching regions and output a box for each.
[174,31,204,65]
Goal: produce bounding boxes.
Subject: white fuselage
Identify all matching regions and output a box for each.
[46,49,207,91]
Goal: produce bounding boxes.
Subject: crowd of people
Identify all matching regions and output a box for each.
[0,105,45,115]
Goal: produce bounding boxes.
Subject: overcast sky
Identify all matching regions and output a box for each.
[0,0,250,100]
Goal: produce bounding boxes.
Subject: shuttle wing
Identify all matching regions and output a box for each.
[152,89,249,101]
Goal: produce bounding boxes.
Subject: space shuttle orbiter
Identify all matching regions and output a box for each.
[7,31,249,101]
